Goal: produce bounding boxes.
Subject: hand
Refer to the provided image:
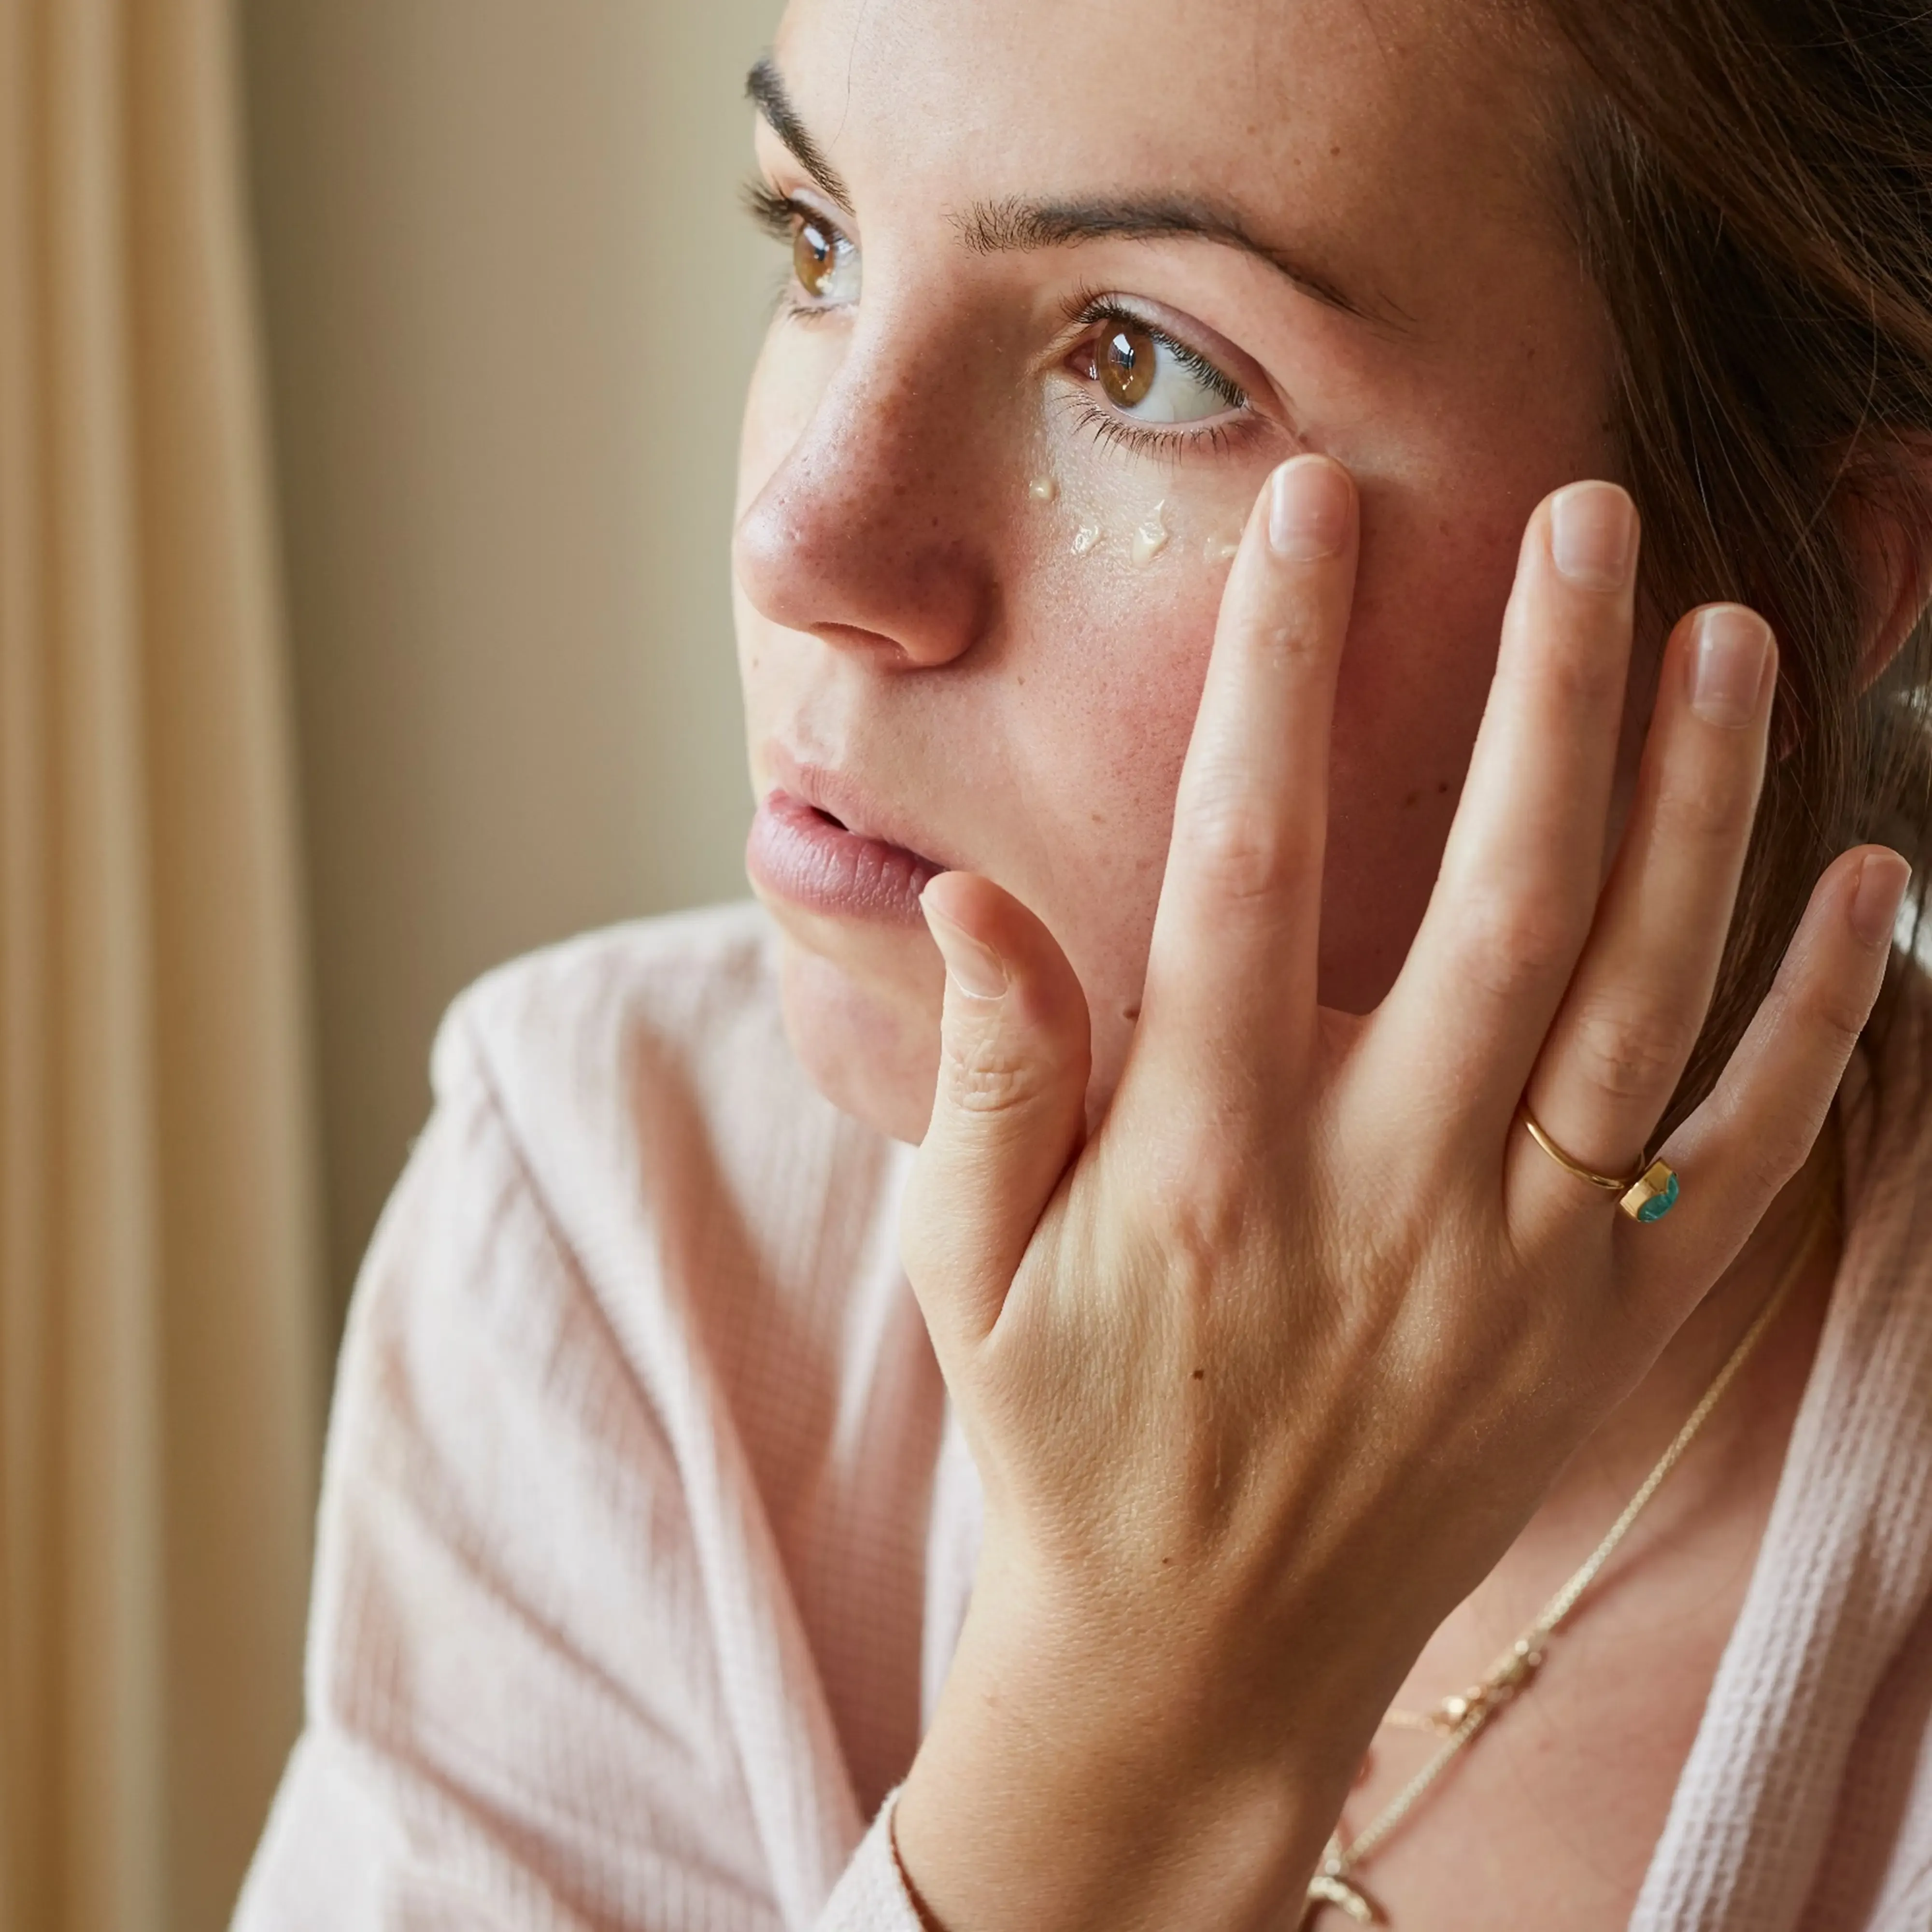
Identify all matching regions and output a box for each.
[892,456,1909,1931]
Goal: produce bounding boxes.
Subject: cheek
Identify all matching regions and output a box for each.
[1020,539,1224,813]
[1315,477,1528,1003]
[995,459,1532,1028]
[984,481,1253,1033]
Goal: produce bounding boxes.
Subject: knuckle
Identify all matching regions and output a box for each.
[1536,638,1626,714]
[1162,1182,1249,1289]
[1713,1106,1823,1218]
[1131,1124,1264,1299]
[938,1020,1051,1117]
[1253,612,1324,663]
[1453,892,1577,1000]
[1181,784,1305,905]
[1803,983,1873,1061]
[1563,992,1695,1104]
[1650,767,1752,847]
[1741,1137,1809,1203]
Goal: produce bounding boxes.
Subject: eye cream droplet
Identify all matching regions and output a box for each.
[1028,475,1058,503]
[1205,536,1241,564]
[1072,519,1102,556]
[1131,501,1170,568]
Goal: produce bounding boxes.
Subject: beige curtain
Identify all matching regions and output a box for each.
[0,0,322,1928]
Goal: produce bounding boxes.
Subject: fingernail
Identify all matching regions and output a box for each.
[1688,605,1773,727]
[923,901,1009,999]
[1850,850,1911,949]
[1548,481,1636,591]
[1268,456,1351,561]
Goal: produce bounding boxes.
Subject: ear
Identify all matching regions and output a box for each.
[1843,440,1932,694]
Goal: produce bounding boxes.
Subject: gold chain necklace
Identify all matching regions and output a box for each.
[1303,1205,1831,1928]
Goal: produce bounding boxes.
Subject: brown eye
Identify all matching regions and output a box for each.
[794,217,837,297]
[1099,324,1158,409]
[787,212,860,304]
[1074,306,1245,427]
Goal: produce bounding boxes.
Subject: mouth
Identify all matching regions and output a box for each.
[746,787,948,925]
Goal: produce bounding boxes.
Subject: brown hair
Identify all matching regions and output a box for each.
[1535,0,1932,1124]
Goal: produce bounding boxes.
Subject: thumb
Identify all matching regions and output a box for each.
[902,869,1092,1354]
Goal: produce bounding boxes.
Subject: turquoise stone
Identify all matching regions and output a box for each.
[1636,1171,1680,1222]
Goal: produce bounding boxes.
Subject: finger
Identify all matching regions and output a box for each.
[902,870,1092,1355]
[1627,846,1909,1317]
[1369,481,1639,1125]
[1516,604,1776,1207]
[1133,454,1358,1102]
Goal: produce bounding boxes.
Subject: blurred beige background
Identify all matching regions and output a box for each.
[4,14,791,1919]
[242,0,782,1329]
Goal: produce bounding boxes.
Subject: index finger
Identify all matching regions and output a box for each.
[1130,455,1359,1106]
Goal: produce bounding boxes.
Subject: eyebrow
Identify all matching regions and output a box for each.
[745,56,1399,331]
[956,196,1383,325]
[746,57,854,213]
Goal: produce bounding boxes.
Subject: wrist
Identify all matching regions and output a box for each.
[894,1562,1387,1932]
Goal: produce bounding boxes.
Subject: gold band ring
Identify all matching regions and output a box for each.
[1520,1108,1681,1224]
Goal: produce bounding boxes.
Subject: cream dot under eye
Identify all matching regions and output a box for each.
[1131,502,1170,567]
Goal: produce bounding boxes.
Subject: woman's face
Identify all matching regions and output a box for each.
[733,0,1621,1143]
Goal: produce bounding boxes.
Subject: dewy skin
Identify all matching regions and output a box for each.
[1130,500,1170,567]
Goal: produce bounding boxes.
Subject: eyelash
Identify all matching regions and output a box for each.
[744,180,811,244]
[741,185,1258,454]
[1058,288,1253,458]
[744,181,850,323]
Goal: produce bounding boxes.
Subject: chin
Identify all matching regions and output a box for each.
[773,926,944,1144]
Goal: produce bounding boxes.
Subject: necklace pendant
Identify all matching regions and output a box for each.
[1305,1869,1381,1925]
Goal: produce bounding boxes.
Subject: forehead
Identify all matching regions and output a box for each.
[770,0,1567,325]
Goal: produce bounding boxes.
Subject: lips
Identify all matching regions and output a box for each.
[747,787,946,924]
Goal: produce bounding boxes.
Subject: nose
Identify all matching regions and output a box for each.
[733,324,1000,669]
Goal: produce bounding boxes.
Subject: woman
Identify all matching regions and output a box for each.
[238,0,1932,1925]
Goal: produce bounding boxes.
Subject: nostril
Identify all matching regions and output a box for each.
[816,622,904,657]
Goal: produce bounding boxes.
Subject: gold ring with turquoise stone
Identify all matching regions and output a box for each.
[1520,1109,1680,1223]
[1618,1159,1680,1223]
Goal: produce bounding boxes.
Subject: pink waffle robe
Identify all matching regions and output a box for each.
[236,904,1932,1930]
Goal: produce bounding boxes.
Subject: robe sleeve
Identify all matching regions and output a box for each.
[233,1001,925,1932]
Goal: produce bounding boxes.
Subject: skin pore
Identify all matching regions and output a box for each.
[729,1,1889,1925]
